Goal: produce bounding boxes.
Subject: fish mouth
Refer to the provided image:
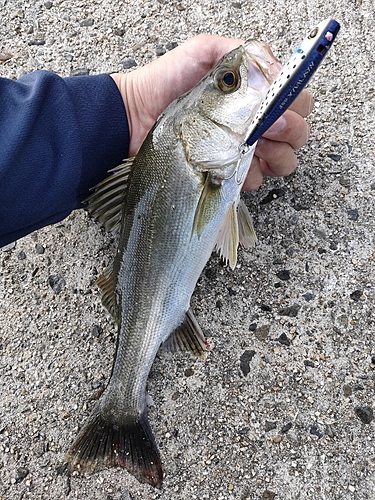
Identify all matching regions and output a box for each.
[244,40,283,94]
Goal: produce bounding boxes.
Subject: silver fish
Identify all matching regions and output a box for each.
[66,40,281,487]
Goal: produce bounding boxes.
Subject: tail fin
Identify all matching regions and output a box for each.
[66,409,163,488]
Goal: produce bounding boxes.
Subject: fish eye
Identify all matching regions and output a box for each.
[215,69,240,92]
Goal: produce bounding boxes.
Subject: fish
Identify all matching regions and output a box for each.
[66,39,281,487]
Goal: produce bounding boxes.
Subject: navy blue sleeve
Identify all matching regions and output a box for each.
[0,70,129,247]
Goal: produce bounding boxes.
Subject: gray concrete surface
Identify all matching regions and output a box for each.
[1,1,374,499]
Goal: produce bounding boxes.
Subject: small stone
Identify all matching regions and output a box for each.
[276,270,290,281]
[304,359,315,368]
[262,491,276,500]
[350,290,362,302]
[278,333,291,346]
[260,303,272,312]
[232,1,242,7]
[48,275,66,294]
[44,1,52,8]
[28,40,46,46]
[278,304,300,317]
[17,251,26,260]
[114,28,125,37]
[121,57,137,69]
[35,243,45,254]
[228,484,234,491]
[325,424,335,438]
[327,153,341,161]
[2,241,16,252]
[227,287,237,296]
[16,467,29,483]
[70,68,90,76]
[119,492,133,500]
[260,188,285,204]
[155,45,166,56]
[355,406,373,424]
[329,241,338,250]
[249,323,257,331]
[254,324,270,341]
[339,176,351,187]
[80,18,94,27]
[272,435,282,443]
[303,293,315,302]
[166,41,178,51]
[184,368,194,377]
[310,425,323,438]
[91,325,103,338]
[0,52,13,62]
[347,209,359,221]
[343,384,352,397]
[281,422,292,433]
[239,350,256,377]
[264,421,277,432]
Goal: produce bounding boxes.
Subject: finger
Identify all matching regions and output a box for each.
[255,138,299,178]
[242,155,264,191]
[287,89,314,117]
[261,110,311,150]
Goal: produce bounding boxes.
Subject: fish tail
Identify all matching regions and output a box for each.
[66,408,163,488]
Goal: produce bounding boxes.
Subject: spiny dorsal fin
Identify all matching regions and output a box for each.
[96,266,119,324]
[237,199,257,248]
[162,308,208,359]
[85,158,134,233]
[215,201,239,270]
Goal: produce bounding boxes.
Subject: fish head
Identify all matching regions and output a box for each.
[198,40,281,136]
[177,40,282,174]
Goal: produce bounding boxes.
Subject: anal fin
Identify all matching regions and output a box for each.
[162,308,208,359]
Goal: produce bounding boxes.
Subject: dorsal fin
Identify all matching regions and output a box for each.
[162,308,208,359]
[96,266,119,324]
[85,158,134,233]
[215,198,257,270]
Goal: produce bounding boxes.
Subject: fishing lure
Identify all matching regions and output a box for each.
[246,18,340,146]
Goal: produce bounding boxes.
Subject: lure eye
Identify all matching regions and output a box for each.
[308,27,319,39]
[215,69,240,92]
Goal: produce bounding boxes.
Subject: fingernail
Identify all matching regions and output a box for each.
[268,116,287,135]
[256,137,266,147]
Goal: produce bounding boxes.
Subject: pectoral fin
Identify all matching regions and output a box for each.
[192,174,221,239]
[85,158,134,233]
[162,308,208,359]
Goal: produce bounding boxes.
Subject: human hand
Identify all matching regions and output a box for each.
[111,34,313,190]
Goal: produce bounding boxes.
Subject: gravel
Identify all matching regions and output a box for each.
[1,1,375,499]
